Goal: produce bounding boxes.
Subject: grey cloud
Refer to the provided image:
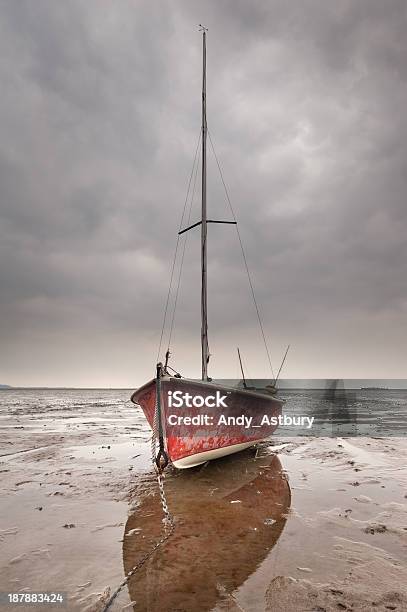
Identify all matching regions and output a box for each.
[0,0,406,385]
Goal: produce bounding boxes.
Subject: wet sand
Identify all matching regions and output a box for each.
[0,389,406,611]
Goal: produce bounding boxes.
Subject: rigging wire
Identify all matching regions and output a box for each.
[156,132,201,363]
[208,130,275,379]
[166,140,201,351]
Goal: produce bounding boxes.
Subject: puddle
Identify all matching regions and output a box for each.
[122,449,290,612]
[65,441,151,471]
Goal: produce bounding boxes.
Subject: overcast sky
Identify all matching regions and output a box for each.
[0,0,406,387]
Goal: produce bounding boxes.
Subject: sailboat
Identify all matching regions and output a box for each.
[131,28,283,469]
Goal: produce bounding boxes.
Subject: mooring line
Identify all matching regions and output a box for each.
[102,468,174,611]
[103,374,174,611]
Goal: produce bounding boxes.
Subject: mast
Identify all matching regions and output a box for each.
[200,26,209,380]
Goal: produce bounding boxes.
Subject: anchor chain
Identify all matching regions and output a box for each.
[102,365,174,611]
[156,469,174,529]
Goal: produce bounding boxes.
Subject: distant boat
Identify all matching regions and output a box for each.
[131,29,283,469]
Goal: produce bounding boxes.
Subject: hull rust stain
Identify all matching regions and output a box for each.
[131,377,282,464]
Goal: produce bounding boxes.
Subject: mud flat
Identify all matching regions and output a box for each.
[0,389,150,611]
[262,437,407,612]
[0,389,406,611]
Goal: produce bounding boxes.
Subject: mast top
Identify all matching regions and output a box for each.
[198,24,208,32]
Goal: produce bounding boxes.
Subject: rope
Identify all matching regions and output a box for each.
[167,139,201,350]
[154,363,169,470]
[208,130,275,379]
[156,132,201,363]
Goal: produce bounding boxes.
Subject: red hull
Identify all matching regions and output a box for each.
[131,377,282,466]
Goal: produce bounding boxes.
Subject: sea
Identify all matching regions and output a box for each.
[1,386,406,440]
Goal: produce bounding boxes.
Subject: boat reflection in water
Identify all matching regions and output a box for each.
[123,448,291,611]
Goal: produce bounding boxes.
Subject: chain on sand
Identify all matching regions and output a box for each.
[102,445,175,611]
